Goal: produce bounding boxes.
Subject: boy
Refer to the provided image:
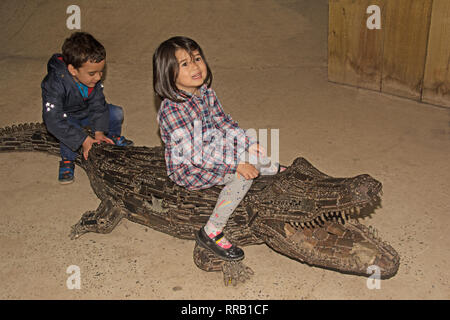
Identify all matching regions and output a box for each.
[41,32,133,184]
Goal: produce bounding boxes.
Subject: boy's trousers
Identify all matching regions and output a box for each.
[59,104,124,161]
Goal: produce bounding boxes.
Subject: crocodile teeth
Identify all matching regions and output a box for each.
[368,225,378,237]
[372,227,379,238]
[356,207,361,214]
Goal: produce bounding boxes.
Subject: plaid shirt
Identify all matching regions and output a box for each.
[157,84,255,190]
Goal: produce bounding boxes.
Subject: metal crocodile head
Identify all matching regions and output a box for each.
[246,157,400,278]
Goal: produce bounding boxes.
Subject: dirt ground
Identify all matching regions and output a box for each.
[0,0,449,300]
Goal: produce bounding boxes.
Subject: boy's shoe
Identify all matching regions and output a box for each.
[196,227,245,261]
[58,160,75,184]
[111,135,134,147]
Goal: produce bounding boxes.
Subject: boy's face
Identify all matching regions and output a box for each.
[68,59,105,88]
[175,49,207,94]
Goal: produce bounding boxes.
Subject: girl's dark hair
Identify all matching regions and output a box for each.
[153,36,212,102]
[62,32,106,69]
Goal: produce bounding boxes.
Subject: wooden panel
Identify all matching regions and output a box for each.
[422,0,450,108]
[381,0,433,100]
[328,0,385,91]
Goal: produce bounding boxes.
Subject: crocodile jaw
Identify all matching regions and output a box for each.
[252,217,400,278]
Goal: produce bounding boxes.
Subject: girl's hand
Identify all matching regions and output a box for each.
[236,163,259,180]
[94,131,114,145]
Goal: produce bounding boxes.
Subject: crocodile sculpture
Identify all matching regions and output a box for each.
[0,123,400,285]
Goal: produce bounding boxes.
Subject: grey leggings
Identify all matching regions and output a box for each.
[207,173,253,230]
[207,153,278,230]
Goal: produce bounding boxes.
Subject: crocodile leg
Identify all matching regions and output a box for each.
[69,198,124,240]
[193,243,254,286]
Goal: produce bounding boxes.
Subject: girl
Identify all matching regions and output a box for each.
[153,36,282,261]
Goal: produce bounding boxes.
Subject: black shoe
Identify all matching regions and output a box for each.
[196,228,244,261]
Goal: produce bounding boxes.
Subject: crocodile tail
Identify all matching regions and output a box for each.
[0,122,63,159]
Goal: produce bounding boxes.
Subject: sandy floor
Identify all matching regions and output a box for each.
[0,0,449,300]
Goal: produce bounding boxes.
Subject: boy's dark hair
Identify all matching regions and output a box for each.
[62,32,106,69]
[153,36,213,102]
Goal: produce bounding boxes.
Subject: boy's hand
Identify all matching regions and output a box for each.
[82,136,100,160]
[236,162,259,180]
[82,133,114,160]
[94,131,114,145]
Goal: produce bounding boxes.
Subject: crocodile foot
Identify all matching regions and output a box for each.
[222,260,254,286]
[69,198,123,240]
[193,242,254,286]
